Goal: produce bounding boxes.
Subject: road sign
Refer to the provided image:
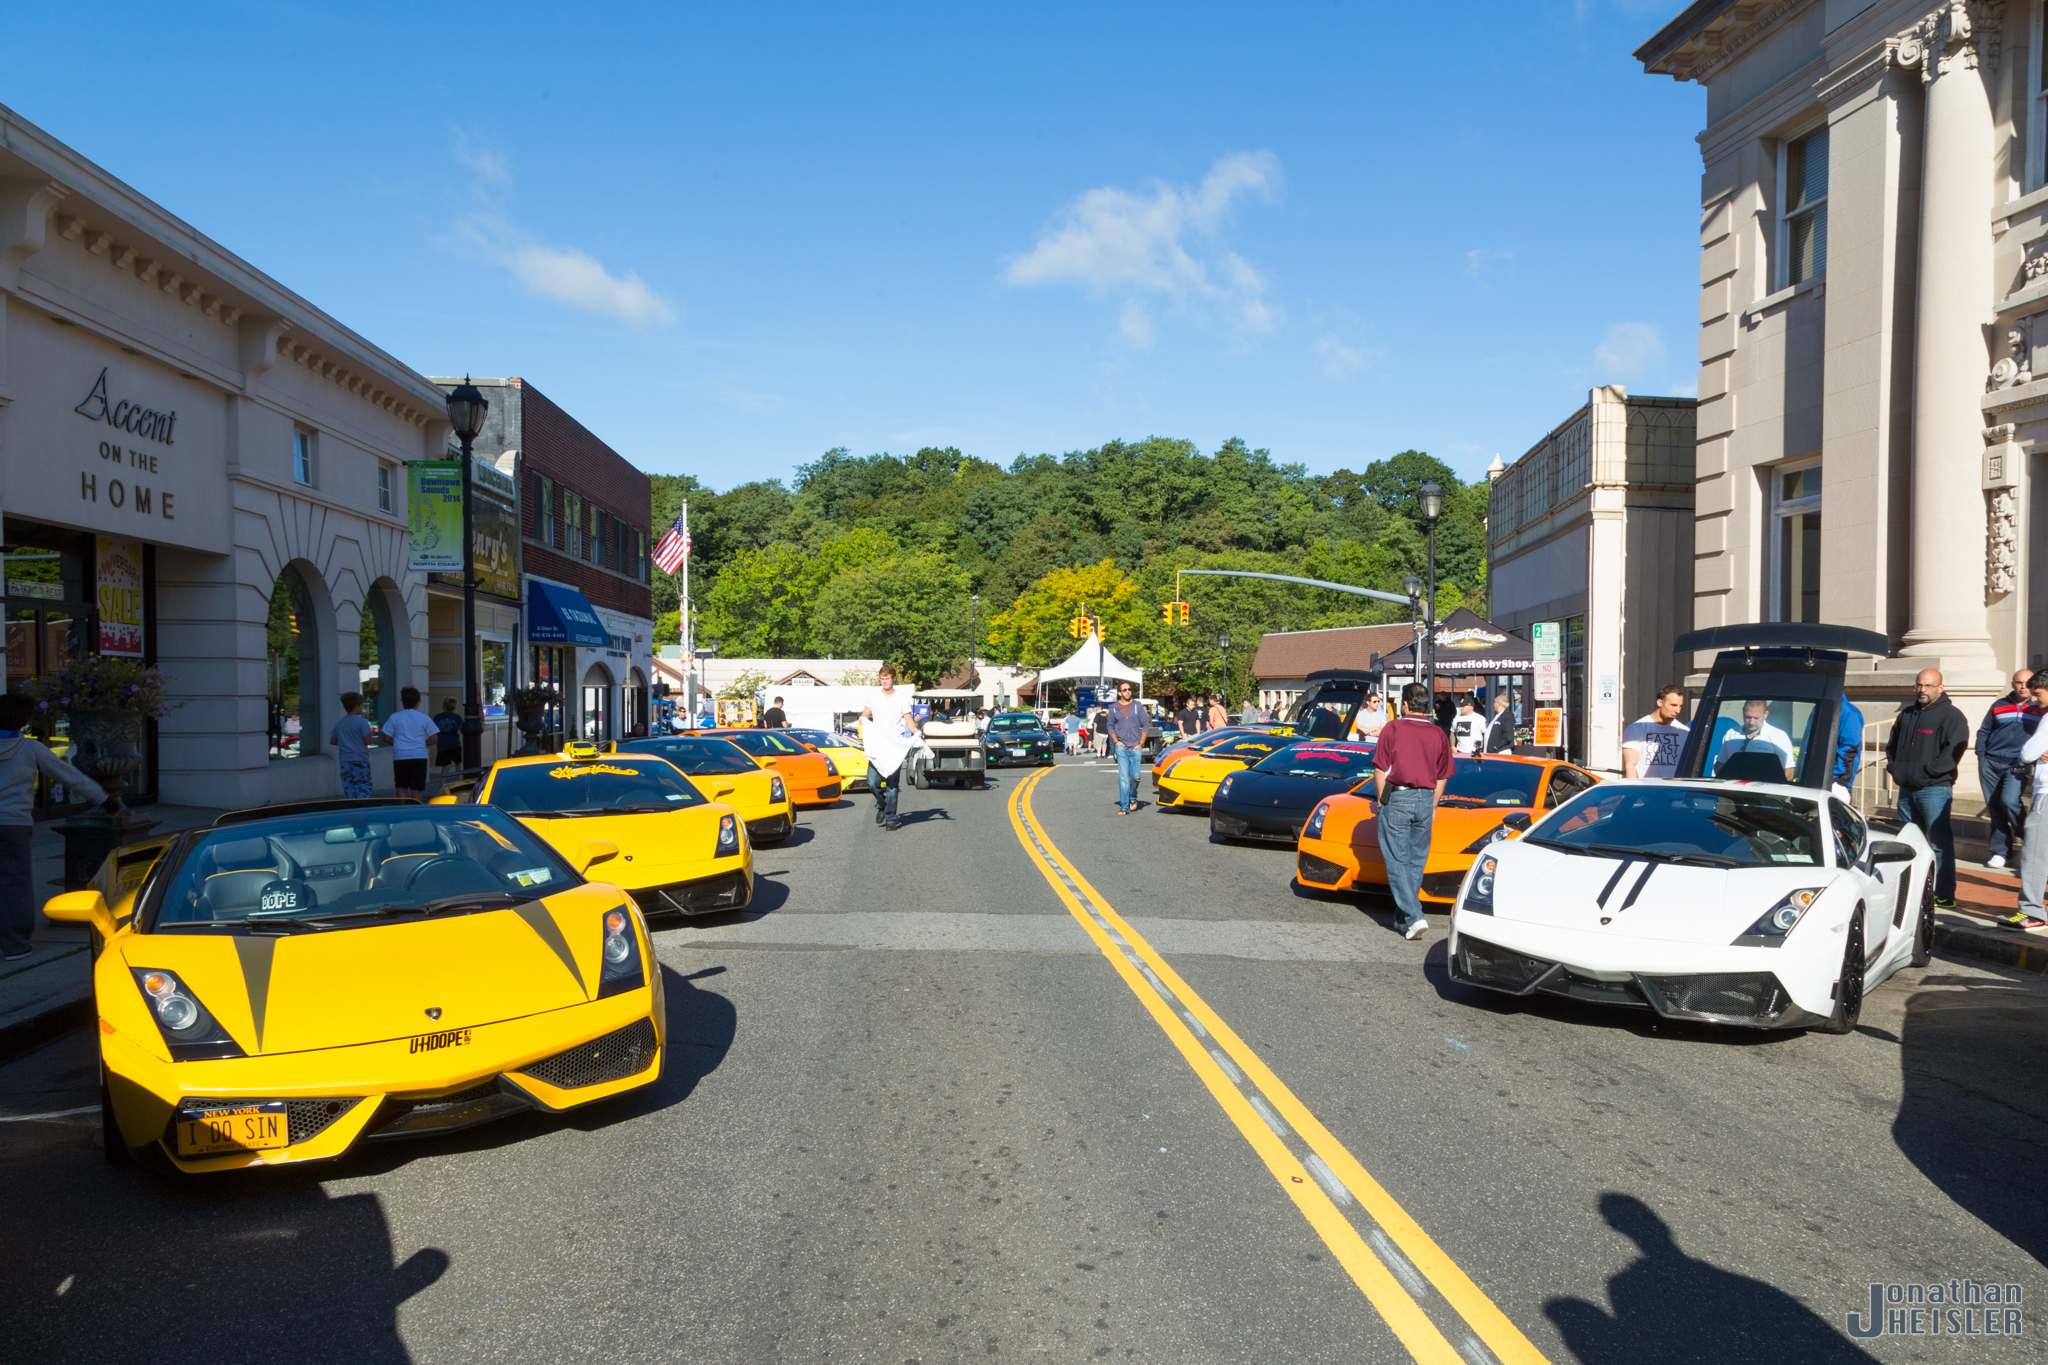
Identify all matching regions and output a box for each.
[1532,708,1564,747]
[1532,621,1561,664]
[1534,661,1562,700]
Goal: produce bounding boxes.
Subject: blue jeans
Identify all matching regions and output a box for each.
[1115,744,1141,810]
[1979,763,2026,860]
[1897,784,1955,901]
[872,765,902,826]
[1377,787,1436,928]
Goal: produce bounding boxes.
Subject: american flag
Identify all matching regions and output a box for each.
[652,509,691,574]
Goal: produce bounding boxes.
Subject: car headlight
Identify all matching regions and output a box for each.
[769,775,787,804]
[132,968,246,1061]
[1461,856,1498,915]
[823,756,839,777]
[715,813,741,856]
[1462,826,1512,855]
[1734,887,1825,947]
[597,904,646,998]
[1218,775,1236,797]
[1304,802,1331,840]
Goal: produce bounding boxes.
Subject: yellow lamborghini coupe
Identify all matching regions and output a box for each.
[45,798,663,1174]
[620,735,796,845]
[458,744,755,917]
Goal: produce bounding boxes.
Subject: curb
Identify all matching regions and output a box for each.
[0,996,93,1067]
[1933,917,2048,975]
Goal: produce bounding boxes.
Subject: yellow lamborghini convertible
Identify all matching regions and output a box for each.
[460,744,754,917]
[45,798,663,1174]
[1153,732,1297,811]
[620,735,795,844]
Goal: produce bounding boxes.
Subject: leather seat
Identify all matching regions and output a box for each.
[197,837,289,918]
[372,820,444,890]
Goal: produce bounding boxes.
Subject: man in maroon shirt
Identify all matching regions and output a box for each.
[1373,682,1454,940]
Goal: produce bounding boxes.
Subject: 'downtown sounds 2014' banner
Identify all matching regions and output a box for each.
[407,459,464,572]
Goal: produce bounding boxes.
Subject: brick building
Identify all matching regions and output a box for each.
[430,377,653,743]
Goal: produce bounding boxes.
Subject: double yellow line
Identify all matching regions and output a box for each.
[1007,766,1549,1365]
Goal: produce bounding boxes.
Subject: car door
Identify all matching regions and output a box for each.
[1828,798,1892,972]
[1540,764,1595,811]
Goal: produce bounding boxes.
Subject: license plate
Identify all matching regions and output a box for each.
[175,1101,289,1156]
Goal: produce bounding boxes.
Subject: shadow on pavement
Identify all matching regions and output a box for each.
[579,963,736,1126]
[1545,1193,1879,1363]
[762,824,816,849]
[0,1130,444,1361]
[892,807,953,826]
[1891,978,2048,1266]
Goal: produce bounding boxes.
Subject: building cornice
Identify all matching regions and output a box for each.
[1638,0,1818,84]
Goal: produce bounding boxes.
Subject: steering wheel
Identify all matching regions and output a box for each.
[401,854,489,892]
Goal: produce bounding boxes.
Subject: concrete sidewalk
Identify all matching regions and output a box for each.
[1936,858,2048,975]
[0,804,225,1062]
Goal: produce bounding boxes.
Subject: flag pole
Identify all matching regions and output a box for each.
[680,499,692,728]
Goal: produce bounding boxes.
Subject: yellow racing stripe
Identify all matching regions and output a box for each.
[1011,766,1552,1365]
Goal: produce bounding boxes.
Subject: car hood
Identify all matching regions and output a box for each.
[683,769,781,808]
[1486,842,1841,944]
[516,808,732,888]
[1332,802,1521,855]
[120,884,624,1056]
[1215,770,1365,813]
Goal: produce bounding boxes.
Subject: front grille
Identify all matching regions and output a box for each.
[1212,812,1249,837]
[1539,968,1651,1008]
[1638,972,1789,1022]
[816,783,842,800]
[1421,871,1467,899]
[175,1095,362,1146]
[519,1017,659,1091]
[1450,935,1557,993]
[745,815,790,841]
[1156,784,1182,806]
[1297,852,1346,884]
[366,1080,531,1140]
[638,870,749,916]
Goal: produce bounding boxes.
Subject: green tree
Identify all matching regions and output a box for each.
[1359,450,1462,516]
[811,552,973,686]
[698,528,897,656]
[986,560,1145,670]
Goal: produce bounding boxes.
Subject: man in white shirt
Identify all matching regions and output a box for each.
[1349,693,1388,742]
[859,664,920,831]
[1621,684,1691,779]
[1712,699,1796,780]
[378,686,442,800]
[2003,675,2048,929]
[1450,695,1487,756]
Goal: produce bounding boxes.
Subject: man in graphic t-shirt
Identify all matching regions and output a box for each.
[1621,685,1690,779]
[1449,695,1487,756]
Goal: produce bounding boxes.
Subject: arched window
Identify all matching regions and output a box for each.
[358,585,398,724]
[581,662,614,742]
[267,566,320,759]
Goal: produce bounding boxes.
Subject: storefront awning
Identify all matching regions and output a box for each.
[1375,607,1536,672]
[526,581,608,647]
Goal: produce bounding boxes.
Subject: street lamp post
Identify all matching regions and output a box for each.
[444,377,489,773]
[971,593,979,695]
[1218,634,1231,710]
[1417,479,1445,706]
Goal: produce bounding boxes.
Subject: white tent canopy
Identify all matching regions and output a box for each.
[1034,631,1142,685]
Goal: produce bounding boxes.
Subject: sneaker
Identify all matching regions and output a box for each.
[2,946,30,962]
[874,805,885,826]
[885,821,902,832]
[1987,854,2008,869]
[1402,918,1429,941]
[1934,896,1958,910]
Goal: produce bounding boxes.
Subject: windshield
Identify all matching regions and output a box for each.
[1531,786,1822,867]
[1252,742,1376,779]
[486,758,707,815]
[1700,697,1819,782]
[621,737,760,775]
[991,716,1045,734]
[723,731,807,757]
[151,807,575,930]
[1437,759,1545,808]
[781,729,840,748]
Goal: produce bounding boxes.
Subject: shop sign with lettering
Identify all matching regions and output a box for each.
[430,494,521,600]
[96,538,145,656]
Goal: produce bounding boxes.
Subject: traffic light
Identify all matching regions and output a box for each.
[1160,602,1175,624]
[1178,602,1190,625]
[1069,616,1085,638]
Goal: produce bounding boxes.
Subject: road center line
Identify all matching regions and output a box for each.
[1009,766,1551,1365]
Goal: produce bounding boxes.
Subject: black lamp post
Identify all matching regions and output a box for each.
[1218,633,1231,707]
[445,377,489,772]
[1417,479,1444,705]
[971,593,979,691]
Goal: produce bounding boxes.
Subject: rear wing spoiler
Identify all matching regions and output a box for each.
[1674,624,1889,657]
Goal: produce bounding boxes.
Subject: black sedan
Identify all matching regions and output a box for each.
[984,713,1057,767]
[1209,740,1378,843]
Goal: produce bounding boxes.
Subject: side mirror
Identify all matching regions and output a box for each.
[1869,840,1917,866]
[576,840,620,875]
[44,890,114,935]
[1501,811,1533,834]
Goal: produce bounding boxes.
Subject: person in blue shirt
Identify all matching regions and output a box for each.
[1832,698,1864,799]
[1974,668,2036,868]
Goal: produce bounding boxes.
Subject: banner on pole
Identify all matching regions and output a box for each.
[407,460,465,572]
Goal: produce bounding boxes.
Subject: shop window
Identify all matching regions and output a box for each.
[481,639,508,719]
[530,645,566,740]
[1773,462,1822,623]
[581,663,614,742]
[267,566,319,759]
[293,430,316,486]
[564,492,584,559]
[594,508,611,569]
[358,588,398,723]
[377,464,393,513]
[533,474,557,548]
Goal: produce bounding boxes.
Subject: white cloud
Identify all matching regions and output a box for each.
[1465,247,1516,281]
[1003,152,1280,345]
[445,135,677,330]
[1592,322,1666,381]
[1314,334,1374,382]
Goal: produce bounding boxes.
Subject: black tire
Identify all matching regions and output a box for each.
[970,777,986,790]
[101,1074,130,1167]
[1816,906,1866,1034]
[1910,871,1934,967]
[912,768,929,791]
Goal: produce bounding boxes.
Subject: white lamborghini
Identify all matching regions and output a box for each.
[1447,779,1935,1033]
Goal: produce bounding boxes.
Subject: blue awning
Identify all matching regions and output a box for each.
[526,581,608,647]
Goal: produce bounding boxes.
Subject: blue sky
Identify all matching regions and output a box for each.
[6,1,1702,491]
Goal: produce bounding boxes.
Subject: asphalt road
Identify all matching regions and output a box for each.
[2,755,2044,1362]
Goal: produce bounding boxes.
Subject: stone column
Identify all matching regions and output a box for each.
[1900,2,2002,665]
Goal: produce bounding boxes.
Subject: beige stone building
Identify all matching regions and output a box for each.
[1637,0,2046,754]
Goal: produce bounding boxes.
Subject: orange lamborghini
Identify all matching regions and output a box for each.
[699,728,844,805]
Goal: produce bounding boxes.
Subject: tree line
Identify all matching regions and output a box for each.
[649,439,1489,698]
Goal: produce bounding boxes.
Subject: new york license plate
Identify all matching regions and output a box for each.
[176,1101,290,1156]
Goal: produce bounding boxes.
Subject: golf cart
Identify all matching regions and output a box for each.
[911,688,988,790]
